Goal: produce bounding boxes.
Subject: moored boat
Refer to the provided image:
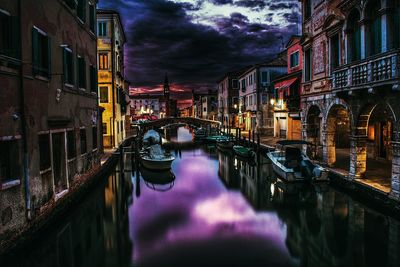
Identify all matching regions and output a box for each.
[216,139,234,149]
[140,144,175,171]
[266,140,328,182]
[233,145,254,158]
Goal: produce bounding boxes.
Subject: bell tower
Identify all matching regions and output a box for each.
[164,73,170,116]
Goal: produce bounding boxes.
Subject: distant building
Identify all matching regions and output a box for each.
[0,0,101,239]
[130,95,162,118]
[193,91,218,120]
[217,70,242,127]
[238,54,287,134]
[272,36,302,140]
[97,9,128,148]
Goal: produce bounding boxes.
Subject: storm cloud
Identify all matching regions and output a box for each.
[98,0,300,100]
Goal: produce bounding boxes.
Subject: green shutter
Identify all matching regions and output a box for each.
[32,28,39,74]
[11,16,20,59]
[47,36,51,78]
[63,49,67,83]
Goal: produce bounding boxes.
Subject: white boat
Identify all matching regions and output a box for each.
[267,140,328,182]
[140,144,175,171]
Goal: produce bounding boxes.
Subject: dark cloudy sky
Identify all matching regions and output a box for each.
[98,0,301,103]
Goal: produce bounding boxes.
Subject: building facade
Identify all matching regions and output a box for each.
[193,91,218,120]
[272,36,303,140]
[238,56,287,134]
[300,0,400,199]
[97,9,128,148]
[0,0,101,239]
[217,71,241,127]
[130,95,162,118]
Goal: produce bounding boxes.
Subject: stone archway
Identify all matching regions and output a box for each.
[305,105,323,159]
[351,102,396,188]
[324,104,352,167]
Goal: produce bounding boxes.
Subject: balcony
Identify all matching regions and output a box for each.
[332,50,399,91]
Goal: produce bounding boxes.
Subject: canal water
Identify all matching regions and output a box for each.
[2,126,400,267]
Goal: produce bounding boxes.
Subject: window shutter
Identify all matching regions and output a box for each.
[47,36,52,78]
[63,49,67,83]
[32,28,39,74]
[82,0,87,22]
[10,16,20,59]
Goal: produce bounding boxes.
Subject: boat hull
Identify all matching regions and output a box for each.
[140,156,175,171]
[233,146,254,158]
[267,152,329,182]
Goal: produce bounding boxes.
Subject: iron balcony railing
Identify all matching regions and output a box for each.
[332,50,399,90]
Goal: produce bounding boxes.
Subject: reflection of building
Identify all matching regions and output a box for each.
[0,0,101,240]
[272,36,302,140]
[238,55,287,134]
[97,9,128,148]
[299,0,400,198]
[217,70,243,127]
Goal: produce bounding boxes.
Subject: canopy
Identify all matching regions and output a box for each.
[274,77,298,98]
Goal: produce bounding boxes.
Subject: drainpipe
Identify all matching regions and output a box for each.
[18,0,31,220]
[111,18,116,147]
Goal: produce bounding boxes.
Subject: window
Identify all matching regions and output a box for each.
[394,4,400,49]
[365,0,381,56]
[99,86,108,103]
[330,34,340,70]
[203,107,206,112]
[232,79,238,89]
[39,134,51,171]
[261,71,268,83]
[89,3,95,33]
[0,11,20,59]
[63,48,74,85]
[65,0,77,10]
[304,49,312,82]
[0,140,20,183]
[80,128,87,154]
[92,127,97,149]
[77,56,86,89]
[304,0,311,20]
[241,79,246,91]
[98,53,108,70]
[32,27,51,78]
[98,22,107,37]
[348,10,361,62]
[290,51,300,68]
[102,123,107,134]
[67,130,76,160]
[77,0,86,22]
[90,65,97,92]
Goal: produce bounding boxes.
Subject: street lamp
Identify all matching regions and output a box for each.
[270,98,275,106]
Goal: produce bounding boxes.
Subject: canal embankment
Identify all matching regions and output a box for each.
[0,137,136,255]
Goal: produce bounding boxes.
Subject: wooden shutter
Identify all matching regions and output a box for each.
[32,28,39,74]
[46,36,51,78]
[63,49,67,83]
[10,16,20,59]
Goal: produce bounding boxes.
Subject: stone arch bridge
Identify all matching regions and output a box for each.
[134,117,221,135]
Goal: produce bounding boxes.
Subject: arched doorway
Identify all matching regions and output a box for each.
[352,102,395,190]
[325,105,351,167]
[306,105,322,159]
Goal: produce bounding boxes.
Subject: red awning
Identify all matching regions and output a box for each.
[274,77,298,98]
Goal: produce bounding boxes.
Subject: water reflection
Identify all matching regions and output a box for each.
[1,126,400,267]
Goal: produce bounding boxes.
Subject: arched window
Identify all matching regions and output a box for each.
[394,1,400,48]
[347,9,361,62]
[366,0,382,56]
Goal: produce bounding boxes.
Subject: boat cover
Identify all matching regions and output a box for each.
[143,130,161,146]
